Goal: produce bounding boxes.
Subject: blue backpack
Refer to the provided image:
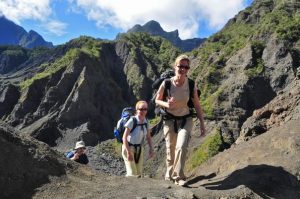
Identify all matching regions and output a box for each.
[65,151,75,158]
[114,107,135,143]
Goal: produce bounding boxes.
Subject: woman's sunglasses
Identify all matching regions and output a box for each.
[177,65,190,70]
[138,108,148,111]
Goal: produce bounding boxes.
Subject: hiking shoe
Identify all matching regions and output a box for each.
[174,179,187,186]
[165,177,174,182]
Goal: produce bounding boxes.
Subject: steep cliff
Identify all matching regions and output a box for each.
[190,0,300,145]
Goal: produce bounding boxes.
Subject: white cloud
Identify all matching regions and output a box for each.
[42,20,68,36]
[72,0,250,39]
[0,0,52,24]
[0,0,68,36]
[195,0,245,29]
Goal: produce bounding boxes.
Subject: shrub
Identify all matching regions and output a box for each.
[245,59,265,77]
[186,128,224,171]
[19,48,81,90]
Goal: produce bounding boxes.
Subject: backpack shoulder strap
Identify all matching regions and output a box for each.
[131,117,149,133]
[143,119,149,130]
[163,78,171,100]
[188,78,195,99]
[130,117,138,133]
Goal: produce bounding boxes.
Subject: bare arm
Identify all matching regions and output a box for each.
[192,87,206,136]
[146,129,154,158]
[155,82,175,109]
[122,127,133,161]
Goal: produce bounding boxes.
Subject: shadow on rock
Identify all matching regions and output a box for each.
[201,164,300,198]
[187,173,217,186]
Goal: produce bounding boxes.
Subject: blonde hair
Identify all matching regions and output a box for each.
[174,54,190,67]
[135,100,148,110]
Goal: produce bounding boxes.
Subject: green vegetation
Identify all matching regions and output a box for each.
[245,41,265,78]
[0,47,28,64]
[276,16,300,42]
[0,45,27,53]
[149,116,160,126]
[118,32,180,97]
[245,59,265,77]
[29,47,51,59]
[96,140,122,158]
[18,37,105,91]
[19,48,81,90]
[66,36,104,58]
[201,87,224,119]
[186,128,224,171]
[120,32,180,73]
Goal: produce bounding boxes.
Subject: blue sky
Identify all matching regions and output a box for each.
[0,0,253,45]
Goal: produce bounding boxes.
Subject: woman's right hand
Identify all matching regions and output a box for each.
[71,152,80,160]
[167,97,175,109]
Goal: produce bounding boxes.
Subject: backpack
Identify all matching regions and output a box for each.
[113,107,148,143]
[152,69,175,90]
[65,150,75,158]
[150,69,175,105]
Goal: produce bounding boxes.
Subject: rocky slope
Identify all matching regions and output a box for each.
[1,117,299,199]
[238,75,300,142]
[189,0,300,146]
[0,122,71,199]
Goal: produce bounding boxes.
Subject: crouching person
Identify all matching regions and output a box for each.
[122,101,154,177]
[66,141,89,165]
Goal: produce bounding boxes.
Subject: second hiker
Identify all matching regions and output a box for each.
[122,100,154,177]
[155,54,206,186]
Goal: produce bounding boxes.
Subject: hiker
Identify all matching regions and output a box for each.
[155,54,206,186]
[66,141,89,165]
[122,101,154,177]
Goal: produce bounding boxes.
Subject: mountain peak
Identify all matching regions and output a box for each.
[126,20,205,51]
[0,16,53,48]
[143,20,164,32]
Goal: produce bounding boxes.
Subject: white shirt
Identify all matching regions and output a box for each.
[124,116,149,145]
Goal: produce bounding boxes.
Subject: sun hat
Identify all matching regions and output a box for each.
[74,141,86,150]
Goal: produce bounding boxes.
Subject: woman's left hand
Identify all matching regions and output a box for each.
[149,150,155,159]
[200,126,206,137]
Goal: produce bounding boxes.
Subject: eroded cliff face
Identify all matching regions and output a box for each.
[1,43,129,149]
[237,76,300,143]
[210,37,297,142]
